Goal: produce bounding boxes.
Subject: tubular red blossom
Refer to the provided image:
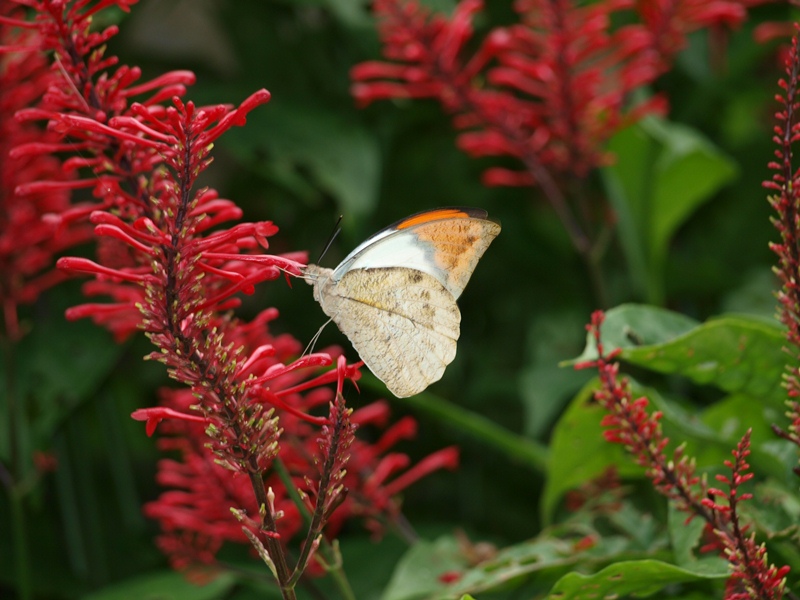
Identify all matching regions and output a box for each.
[381,446,459,497]
[251,354,335,386]
[365,453,412,495]
[132,407,210,437]
[49,112,171,147]
[352,0,763,287]
[351,400,391,427]
[199,89,272,145]
[123,70,196,98]
[635,0,768,64]
[273,362,362,398]
[372,416,417,454]
[200,253,304,275]
[56,256,157,283]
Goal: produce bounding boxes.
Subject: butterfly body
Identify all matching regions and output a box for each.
[305,208,500,397]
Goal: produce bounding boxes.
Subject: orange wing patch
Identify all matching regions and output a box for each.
[411,218,501,297]
[396,208,473,230]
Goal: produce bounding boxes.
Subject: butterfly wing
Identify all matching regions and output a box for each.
[317,267,461,397]
[332,207,501,299]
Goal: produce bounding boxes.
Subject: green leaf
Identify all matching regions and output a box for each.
[82,571,237,600]
[382,529,648,600]
[668,504,728,574]
[520,310,594,438]
[381,537,464,600]
[744,479,800,539]
[701,393,782,445]
[624,315,786,407]
[0,285,125,467]
[541,380,642,525]
[571,304,699,363]
[604,117,738,303]
[546,559,727,599]
[573,304,787,407]
[361,373,548,471]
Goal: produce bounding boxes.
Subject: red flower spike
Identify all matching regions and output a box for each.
[353,0,766,284]
[767,24,800,473]
[583,312,790,598]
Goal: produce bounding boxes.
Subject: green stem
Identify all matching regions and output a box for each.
[274,459,356,600]
[10,490,31,600]
[2,333,31,600]
[361,375,548,472]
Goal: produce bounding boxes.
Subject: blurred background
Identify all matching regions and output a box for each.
[1,0,796,597]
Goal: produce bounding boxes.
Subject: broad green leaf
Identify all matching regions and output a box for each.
[541,380,642,525]
[0,285,124,469]
[546,559,727,599]
[668,504,728,574]
[571,304,699,363]
[383,528,651,600]
[82,571,237,600]
[624,315,786,407]
[654,391,789,482]
[647,117,737,268]
[545,369,788,527]
[745,480,800,539]
[444,534,630,598]
[381,537,465,600]
[604,117,738,303]
[701,393,782,444]
[520,309,594,438]
[573,304,786,407]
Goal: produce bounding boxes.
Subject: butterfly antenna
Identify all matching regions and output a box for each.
[302,318,333,358]
[316,215,344,264]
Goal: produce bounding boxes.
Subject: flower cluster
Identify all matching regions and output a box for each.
[0,1,92,340]
[579,311,790,599]
[353,0,762,184]
[701,432,790,600]
[351,0,765,286]
[3,0,461,590]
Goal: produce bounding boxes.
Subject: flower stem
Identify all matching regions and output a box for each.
[1,335,31,600]
[246,470,297,600]
[273,459,357,600]
[9,491,31,600]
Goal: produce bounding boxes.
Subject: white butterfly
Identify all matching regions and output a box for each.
[304,207,500,397]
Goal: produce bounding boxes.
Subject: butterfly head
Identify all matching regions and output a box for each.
[301,264,335,305]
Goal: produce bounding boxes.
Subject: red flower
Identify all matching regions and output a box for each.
[0,1,91,340]
[351,0,766,285]
[352,0,670,185]
[5,2,464,584]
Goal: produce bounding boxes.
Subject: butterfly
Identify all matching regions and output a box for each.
[304,207,501,398]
